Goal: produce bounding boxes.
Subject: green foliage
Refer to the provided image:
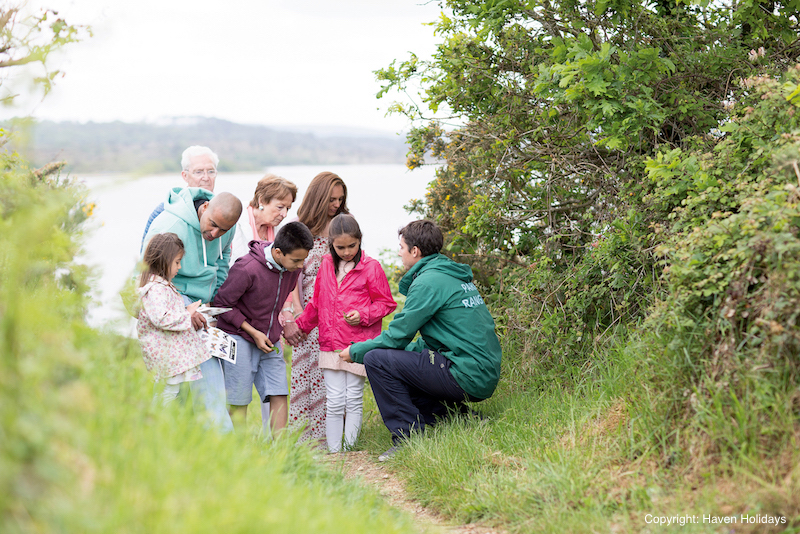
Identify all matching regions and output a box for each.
[0,146,90,527]
[378,0,799,283]
[380,0,800,454]
[638,65,800,459]
[0,7,88,104]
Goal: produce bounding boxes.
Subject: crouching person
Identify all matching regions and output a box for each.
[339,220,502,461]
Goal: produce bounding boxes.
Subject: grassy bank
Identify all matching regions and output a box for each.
[357,329,798,533]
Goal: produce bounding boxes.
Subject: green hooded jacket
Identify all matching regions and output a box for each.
[142,187,234,303]
[350,254,502,400]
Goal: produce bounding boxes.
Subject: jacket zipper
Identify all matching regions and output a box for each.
[267,270,283,337]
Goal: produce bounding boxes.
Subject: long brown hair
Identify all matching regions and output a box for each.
[249,173,298,209]
[140,233,185,287]
[328,214,362,273]
[296,171,349,236]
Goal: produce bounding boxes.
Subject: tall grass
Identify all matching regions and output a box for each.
[357,319,799,533]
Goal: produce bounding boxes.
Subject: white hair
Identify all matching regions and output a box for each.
[181,146,219,170]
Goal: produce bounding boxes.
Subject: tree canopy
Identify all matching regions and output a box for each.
[378,0,800,273]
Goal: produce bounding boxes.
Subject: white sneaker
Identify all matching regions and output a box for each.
[378,445,400,462]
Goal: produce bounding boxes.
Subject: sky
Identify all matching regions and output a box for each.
[4,0,444,134]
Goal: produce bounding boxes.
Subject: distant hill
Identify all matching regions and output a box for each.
[2,117,408,173]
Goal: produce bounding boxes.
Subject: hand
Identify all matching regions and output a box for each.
[283,321,307,346]
[190,311,207,331]
[339,346,353,363]
[251,329,275,353]
[344,310,360,326]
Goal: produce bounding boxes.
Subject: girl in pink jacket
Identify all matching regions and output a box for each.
[296,214,397,452]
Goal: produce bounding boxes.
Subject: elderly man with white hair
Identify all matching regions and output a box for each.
[140,146,220,249]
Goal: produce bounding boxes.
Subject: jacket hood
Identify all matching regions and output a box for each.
[246,239,274,269]
[136,275,171,302]
[137,277,160,297]
[399,254,473,295]
[253,240,292,274]
[163,187,214,231]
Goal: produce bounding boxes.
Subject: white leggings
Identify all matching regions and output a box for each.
[322,369,365,453]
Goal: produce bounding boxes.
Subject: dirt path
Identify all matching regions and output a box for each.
[324,451,504,534]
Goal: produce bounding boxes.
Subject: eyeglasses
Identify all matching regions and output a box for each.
[189,169,217,178]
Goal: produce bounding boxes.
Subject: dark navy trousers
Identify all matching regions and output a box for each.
[363,348,479,444]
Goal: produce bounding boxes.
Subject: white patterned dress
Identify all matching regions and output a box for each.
[289,235,328,443]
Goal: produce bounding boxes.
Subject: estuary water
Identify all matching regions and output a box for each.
[78,163,436,333]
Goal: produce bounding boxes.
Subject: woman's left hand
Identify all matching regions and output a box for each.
[344,310,360,326]
[283,321,307,345]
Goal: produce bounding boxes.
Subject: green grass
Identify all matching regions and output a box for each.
[355,335,800,533]
[4,331,422,534]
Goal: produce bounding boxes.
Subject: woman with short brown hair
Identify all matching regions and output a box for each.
[230,173,298,262]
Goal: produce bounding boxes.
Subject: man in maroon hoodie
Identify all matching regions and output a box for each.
[213,221,314,434]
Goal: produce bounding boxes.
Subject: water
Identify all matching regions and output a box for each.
[78,163,436,333]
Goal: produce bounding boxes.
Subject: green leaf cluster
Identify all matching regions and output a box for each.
[0,7,88,104]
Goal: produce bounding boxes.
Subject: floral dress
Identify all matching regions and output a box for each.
[288,235,328,443]
[137,276,209,381]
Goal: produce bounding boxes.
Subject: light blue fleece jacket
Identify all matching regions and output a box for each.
[142,187,234,303]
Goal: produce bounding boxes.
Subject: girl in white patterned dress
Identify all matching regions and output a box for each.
[282,172,349,444]
[137,233,230,431]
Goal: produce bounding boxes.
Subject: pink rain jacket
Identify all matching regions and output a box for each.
[296,251,397,351]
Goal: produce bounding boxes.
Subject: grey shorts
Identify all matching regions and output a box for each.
[223,334,288,406]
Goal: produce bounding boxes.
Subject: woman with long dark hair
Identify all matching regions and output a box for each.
[280,171,349,445]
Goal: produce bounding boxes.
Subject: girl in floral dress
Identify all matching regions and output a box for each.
[282,171,349,444]
[136,233,231,432]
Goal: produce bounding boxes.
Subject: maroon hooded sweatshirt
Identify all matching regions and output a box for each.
[212,240,301,345]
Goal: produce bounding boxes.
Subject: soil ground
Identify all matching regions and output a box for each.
[324,451,505,534]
